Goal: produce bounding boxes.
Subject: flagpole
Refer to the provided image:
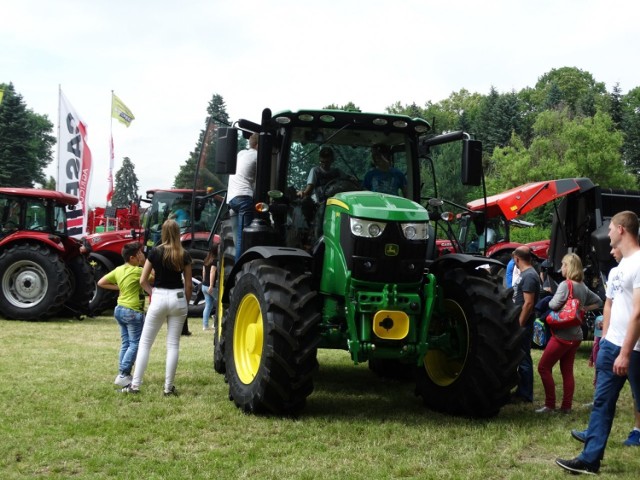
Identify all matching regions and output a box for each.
[56,85,61,190]
[109,91,114,205]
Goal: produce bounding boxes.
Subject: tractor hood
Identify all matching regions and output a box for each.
[329,191,429,222]
[467,178,584,221]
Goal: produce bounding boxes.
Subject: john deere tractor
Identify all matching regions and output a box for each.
[213,109,522,417]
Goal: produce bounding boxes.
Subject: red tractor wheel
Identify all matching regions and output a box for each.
[0,244,71,320]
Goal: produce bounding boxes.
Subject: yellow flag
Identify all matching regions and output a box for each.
[111,93,135,127]
[0,88,4,105]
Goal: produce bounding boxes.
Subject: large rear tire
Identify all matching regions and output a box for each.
[213,220,235,374]
[88,255,117,316]
[415,267,522,418]
[187,248,206,317]
[224,259,320,414]
[489,250,512,283]
[0,244,71,320]
[63,254,95,316]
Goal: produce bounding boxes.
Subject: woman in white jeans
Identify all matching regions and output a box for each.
[122,219,192,395]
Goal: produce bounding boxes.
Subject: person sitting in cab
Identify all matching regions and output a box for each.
[363,144,407,197]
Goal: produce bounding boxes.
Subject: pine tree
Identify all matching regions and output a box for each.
[609,82,623,128]
[0,83,55,187]
[111,157,139,207]
[174,93,231,191]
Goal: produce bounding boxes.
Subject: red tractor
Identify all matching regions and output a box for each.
[433,179,584,279]
[465,178,582,269]
[84,188,223,316]
[0,188,94,320]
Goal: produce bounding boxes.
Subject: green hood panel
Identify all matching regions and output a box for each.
[330,191,429,222]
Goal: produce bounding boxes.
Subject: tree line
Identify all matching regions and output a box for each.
[2,67,640,214]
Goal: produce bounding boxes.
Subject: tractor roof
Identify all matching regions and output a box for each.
[270,109,431,135]
[0,188,78,206]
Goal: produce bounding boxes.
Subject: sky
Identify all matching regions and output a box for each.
[2,0,639,207]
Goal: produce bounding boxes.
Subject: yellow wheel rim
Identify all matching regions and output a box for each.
[216,257,225,339]
[233,293,264,384]
[424,298,469,386]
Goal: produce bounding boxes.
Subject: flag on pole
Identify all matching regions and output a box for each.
[58,89,93,237]
[107,134,114,202]
[0,88,4,105]
[111,93,135,127]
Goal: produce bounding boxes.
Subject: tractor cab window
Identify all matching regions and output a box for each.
[53,205,67,234]
[25,200,46,231]
[169,201,191,229]
[0,197,21,234]
[283,127,413,248]
[466,217,505,253]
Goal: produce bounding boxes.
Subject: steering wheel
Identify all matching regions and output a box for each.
[323,177,361,198]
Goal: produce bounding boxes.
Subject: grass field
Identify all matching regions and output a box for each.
[1,316,638,479]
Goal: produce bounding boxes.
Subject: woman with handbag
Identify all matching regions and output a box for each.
[536,253,603,413]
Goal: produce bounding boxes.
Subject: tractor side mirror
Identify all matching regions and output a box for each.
[461,139,482,186]
[214,127,239,174]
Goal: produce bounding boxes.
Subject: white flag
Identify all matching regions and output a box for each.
[58,89,93,237]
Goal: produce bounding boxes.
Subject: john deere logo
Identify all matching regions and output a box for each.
[385,244,399,256]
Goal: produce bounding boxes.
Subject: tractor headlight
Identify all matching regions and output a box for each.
[350,218,386,238]
[401,222,429,240]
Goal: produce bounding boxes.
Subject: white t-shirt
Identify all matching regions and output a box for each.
[226,147,257,202]
[605,265,619,300]
[604,250,640,351]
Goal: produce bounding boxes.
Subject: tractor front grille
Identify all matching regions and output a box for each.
[341,216,426,283]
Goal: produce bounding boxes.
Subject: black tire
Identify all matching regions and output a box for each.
[187,248,206,317]
[489,250,512,281]
[0,243,71,320]
[415,267,522,418]
[224,259,320,414]
[88,256,117,316]
[63,254,95,316]
[213,220,235,375]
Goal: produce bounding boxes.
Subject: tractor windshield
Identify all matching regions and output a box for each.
[286,127,413,199]
[142,189,222,249]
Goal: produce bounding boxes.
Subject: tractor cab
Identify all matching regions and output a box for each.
[0,189,71,238]
[141,188,222,251]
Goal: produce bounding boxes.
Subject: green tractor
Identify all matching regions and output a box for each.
[213,108,522,417]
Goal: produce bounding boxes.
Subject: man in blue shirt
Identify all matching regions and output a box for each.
[363,144,406,197]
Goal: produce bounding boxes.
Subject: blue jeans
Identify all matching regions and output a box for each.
[228,195,254,260]
[579,339,640,465]
[515,321,534,401]
[114,305,145,376]
[202,285,217,328]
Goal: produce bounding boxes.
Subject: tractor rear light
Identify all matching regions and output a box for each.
[401,222,429,240]
[350,218,386,238]
[255,202,269,213]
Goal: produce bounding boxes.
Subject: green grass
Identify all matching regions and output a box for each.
[1,317,638,479]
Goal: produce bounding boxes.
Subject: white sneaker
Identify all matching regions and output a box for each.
[114,374,133,387]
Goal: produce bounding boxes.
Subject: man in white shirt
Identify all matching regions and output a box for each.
[556,211,640,475]
[227,133,258,260]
